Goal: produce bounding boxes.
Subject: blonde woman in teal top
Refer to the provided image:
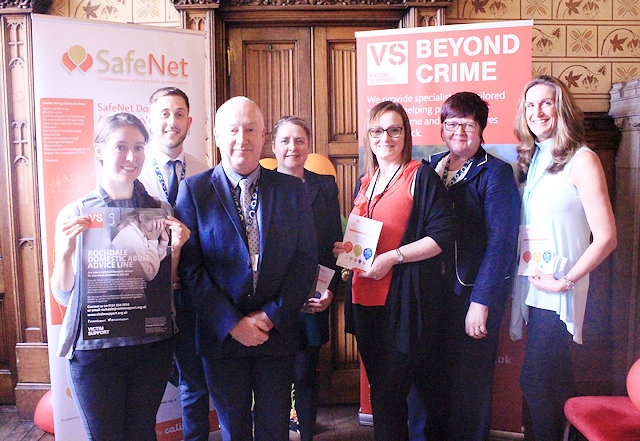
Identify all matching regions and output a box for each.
[510,75,617,441]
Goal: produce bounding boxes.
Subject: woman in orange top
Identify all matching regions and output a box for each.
[334,101,452,440]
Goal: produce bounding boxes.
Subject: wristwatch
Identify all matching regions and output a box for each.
[395,248,405,264]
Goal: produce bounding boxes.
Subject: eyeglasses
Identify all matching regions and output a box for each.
[443,121,478,133]
[368,126,404,138]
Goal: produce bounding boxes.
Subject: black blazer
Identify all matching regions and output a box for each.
[301,169,343,346]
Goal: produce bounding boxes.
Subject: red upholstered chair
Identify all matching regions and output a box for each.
[563,358,640,441]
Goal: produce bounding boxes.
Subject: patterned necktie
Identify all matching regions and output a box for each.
[239,178,260,289]
[167,160,180,206]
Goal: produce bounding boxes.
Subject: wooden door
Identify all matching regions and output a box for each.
[312,26,379,404]
[227,27,312,157]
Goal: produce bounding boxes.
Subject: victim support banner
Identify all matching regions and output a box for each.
[356,20,532,163]
[32,14,216,440]
[355,20,532,434]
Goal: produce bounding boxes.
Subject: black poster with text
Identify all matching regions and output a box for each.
[79,207,173,343]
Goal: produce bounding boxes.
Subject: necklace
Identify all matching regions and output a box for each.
[366,163,402,218]
[442,156,473,188]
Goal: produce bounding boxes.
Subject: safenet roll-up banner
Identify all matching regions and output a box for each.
[33,15,212,440]
[355,20,532,434]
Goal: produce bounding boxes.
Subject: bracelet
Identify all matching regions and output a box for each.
[395,247,405,264]
[562,276,575,291]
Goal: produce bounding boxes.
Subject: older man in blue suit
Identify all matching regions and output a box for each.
[175,96,318,441]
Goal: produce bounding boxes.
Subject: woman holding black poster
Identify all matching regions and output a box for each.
[50,112,190,441]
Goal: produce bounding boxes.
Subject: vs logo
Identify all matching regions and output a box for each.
[87,212,104,228]
[365,41,409,86]
[367,41,408,66]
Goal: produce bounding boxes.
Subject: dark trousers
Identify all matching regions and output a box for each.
[68,338,174,441]
[353,304,412,441]
[520,307,576,441]
[294,346,321,441]
[174,290,210,441]
[202,352,295,441]
[409,293,504,441]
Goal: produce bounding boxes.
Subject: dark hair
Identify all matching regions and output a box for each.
[272,116,312,142]
[95,112,149,145]
[440,92,489,144]
[362,101,413,175]
[514,75,584,181]
[149,87,190,111]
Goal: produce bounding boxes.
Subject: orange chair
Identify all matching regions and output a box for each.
[563,358,640,441]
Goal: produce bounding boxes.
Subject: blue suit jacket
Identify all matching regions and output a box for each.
[175,164,318,358]
[427,147,521,310]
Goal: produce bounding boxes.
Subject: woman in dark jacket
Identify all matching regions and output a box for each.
[408,92,520,441]
[271,116,343,441]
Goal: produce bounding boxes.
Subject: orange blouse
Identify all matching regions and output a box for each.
[351,160,419,306]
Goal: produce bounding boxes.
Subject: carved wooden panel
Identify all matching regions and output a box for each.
[313,27,370,403]
[3,15,45,345]
[227,26,311,156]
[328,41,357,144]
[317,155,360,404]
[334,156,359,219]
[0,13,45,404]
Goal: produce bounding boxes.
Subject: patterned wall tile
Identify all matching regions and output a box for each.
[456,0,522,19]
[50,0,70,16]
[573,95,609,112]
[567,25,598,57]
[446,2,459,18]
[553,61,610,93]
[612,62,640,82]
[613,0,640,20]
[60,0,133,22]
[598,25,640,57]
[166,0,180,22]
[553,0,613,20]
[133,0,164,23]
[522,0,553,18]
[532,61,553,77]
[49,0,179,24]
[533,25,565,56]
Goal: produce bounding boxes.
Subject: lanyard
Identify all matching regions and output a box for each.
[442,156,472,188]
[233,182,260,227]
[366,164,402,218]
[152,157,186,202]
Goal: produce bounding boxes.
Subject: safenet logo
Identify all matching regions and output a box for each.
[61,45,189,77]
[62,45,93,73]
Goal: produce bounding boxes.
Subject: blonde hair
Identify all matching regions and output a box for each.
[514,75,585,183]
